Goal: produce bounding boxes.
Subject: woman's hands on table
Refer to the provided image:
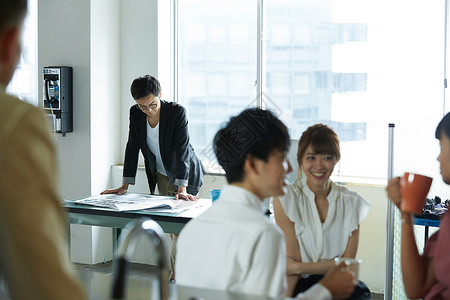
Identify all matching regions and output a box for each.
[100,184,198,200]
[101,184,129,195]
[176,186,198,201]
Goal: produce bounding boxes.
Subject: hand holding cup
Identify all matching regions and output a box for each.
[400,172,433,214]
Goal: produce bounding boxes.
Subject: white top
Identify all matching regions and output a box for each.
[279,178,371,263]
[146,121,167,176]
[176,185,332,300]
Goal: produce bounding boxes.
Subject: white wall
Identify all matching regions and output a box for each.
[38,0,95,263]
[38,0,91,200]
[90,0,121,206]
[38,0,160,264]
[119,0,159,162]
[89,0,121,264]
[345,183,386,294]
[38,0,123,263]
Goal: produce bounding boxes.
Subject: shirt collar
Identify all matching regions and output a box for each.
[220,184,267,214]
[298,177,339,203]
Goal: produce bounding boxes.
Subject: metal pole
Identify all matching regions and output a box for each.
[256,0,264,108]
[385,123,395,300]
[443,0,448,114]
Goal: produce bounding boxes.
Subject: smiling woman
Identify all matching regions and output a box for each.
[273,124,371,299]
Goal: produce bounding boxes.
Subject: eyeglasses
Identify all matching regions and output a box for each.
[138,103,158,111]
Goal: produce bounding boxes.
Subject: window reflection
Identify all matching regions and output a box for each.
[7,0,37,106]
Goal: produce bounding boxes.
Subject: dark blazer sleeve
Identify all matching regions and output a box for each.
[161,102,191,183]
[160,101,204,194]
[123,105,157,193]
[122,105,141,184]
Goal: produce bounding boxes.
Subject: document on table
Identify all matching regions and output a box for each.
[146,197,211,214]
[69,193,181,211]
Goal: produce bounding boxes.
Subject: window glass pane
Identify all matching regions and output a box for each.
[178,0,257,172]
[265,0,445,180]
[6,0,38,106]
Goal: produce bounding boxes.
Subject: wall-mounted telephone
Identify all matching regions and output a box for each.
[43,66,73,136]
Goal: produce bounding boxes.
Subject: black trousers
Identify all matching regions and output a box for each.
[292,274,371,300]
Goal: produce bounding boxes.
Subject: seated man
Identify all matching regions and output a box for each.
[175,108,355,299]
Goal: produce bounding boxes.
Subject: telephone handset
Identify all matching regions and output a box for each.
[44,79,60,109]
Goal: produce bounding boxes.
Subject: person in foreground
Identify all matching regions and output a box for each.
[0,1,86,299]
[273,124,371,299]
[101,75,205,281]
[176,108,355,299]
[386,112,450,299]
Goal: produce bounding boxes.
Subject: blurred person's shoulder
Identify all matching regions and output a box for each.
[0,92,46,137]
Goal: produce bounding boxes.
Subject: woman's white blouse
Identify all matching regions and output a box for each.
[278,179,371,263]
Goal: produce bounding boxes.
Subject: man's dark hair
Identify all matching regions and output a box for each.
[213,108,290,183]
[0,0,27,31]
[130,75,162,100]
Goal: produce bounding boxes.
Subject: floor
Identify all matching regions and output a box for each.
[74,261,170,299]
[0,261,385,299]
[74,261,385,300]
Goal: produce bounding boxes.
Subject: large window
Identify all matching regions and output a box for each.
[177,0,257,172]
[6,0,38,106]
[177,0,446,180]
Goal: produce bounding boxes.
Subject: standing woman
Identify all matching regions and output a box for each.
[273,124,371,299]
[102,75,205,280]
[103,75,204,199]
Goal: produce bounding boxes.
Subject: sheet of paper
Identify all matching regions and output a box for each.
[145,198,211,214]
[72,193,178,211]
[177,198,212,218]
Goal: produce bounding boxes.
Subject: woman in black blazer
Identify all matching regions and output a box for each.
[102,75,205,281]
[102,74,204,199]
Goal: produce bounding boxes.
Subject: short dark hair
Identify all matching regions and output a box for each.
[213,108,290,183]
[297,123,341,165]
[436,112,450,140]
[0,0,27,31]
[130,75,161,100]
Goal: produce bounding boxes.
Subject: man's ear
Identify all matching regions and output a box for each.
[244,154,260,176]
[0,27,20,65]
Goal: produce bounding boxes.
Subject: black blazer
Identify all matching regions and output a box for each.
[123,100,204,195]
